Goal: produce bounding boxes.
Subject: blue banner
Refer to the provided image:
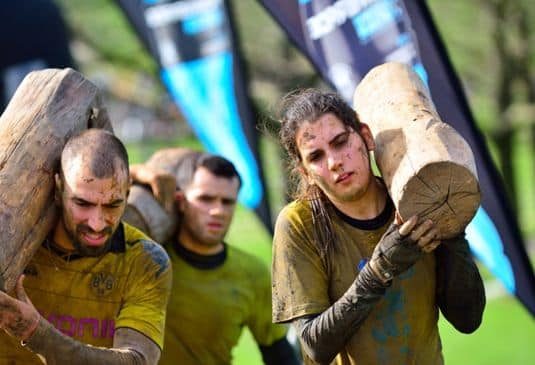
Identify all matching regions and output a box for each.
[116,0,273,229]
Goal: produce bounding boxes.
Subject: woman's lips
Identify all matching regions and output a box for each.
[336,172,353,183]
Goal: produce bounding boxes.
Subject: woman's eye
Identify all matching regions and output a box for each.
[334,136,348,147]
[308,153,321,162]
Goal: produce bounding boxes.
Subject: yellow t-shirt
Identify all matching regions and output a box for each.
[159,243,288,365]
[0,223,172,365]
[272,200,443,365]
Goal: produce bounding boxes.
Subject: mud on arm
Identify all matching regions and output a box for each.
[24,321,161,365]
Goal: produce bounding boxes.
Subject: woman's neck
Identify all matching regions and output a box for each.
[333,177,388,220]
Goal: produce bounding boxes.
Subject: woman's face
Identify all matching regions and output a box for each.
[296,112,375,207]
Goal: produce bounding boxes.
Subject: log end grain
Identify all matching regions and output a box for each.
[397,161,481,239]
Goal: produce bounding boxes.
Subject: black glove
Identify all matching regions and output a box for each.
[368,222,423,285]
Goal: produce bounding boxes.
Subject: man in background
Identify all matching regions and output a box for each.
[129,149,300,365]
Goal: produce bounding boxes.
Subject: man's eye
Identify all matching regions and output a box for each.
[308,153,321,162]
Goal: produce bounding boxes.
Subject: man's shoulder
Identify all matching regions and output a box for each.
[122,222,171,278]
[226,244,265,265]
[226,245,270,277]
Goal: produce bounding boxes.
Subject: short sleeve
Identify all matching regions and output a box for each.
[272,202,330,323]
[115,239,173,349]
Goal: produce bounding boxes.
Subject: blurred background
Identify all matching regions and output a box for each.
[1,0,533,364]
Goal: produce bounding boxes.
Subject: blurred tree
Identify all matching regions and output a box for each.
[485,0,534,211]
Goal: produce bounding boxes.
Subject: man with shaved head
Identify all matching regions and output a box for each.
[0,129,172,364]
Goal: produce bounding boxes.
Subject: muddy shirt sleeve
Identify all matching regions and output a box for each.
[272,204,331,323]
[116,239,173,350]
[435,234,485,333]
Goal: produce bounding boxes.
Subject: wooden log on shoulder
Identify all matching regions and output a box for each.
[123,147,193,244]
[123,185,176,244]
[0,68,112,292]
[353,62,480,239]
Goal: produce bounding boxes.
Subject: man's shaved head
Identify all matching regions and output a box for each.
[60,128,129,180]
[54,128,130,257]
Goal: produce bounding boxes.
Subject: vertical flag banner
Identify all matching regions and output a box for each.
[257,0,535,314]
[116,0,272,230]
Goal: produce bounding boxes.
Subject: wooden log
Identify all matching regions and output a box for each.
[145,147,193,176]
[352,62,480,239]
[123,185,176,244]
[0,68,112,292]
[123,148,193,244]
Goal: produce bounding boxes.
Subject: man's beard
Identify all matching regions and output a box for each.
[63,219,113,257]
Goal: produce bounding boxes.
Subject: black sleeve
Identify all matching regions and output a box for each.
[259,337,300,365]
[291,264,387,364]
[435,234,486,333]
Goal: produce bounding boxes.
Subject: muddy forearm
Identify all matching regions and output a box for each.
[293,264,387,364]
[23,318,158,365]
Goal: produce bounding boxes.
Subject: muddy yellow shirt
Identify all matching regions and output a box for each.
[0,223,172,365]
[159,242,288,365]
[272,200,443,365]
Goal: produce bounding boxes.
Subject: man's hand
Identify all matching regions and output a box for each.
[0,275,40,342]
[368,215,440,284]
[130,164,176,214]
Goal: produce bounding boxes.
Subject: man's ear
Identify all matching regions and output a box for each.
[358,123,376,151]
[175,190,185,212]
[54,173,63,205]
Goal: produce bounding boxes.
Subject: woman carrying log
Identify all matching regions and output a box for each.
[271,89,485,364]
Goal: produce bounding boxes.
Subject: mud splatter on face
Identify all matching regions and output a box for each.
[301,131,316,142]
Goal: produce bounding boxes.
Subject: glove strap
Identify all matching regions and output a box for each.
[369,255,394,286]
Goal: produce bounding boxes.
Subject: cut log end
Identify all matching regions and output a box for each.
[397,162,480,239]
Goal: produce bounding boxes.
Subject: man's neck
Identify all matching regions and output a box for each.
[177,231,224,256]
[332,177,388,220]
[51,222,76,253]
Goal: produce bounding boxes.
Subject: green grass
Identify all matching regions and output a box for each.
[439,295,535,365]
